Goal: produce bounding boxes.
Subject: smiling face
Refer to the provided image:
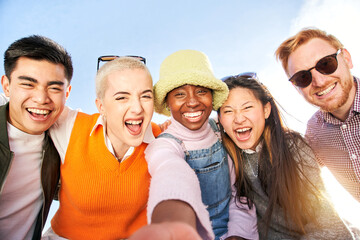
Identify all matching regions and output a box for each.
[287,38,355,120]
[1,57,71,135]
[219,87,271,151]
[96,68,154,152]
[166,84,213,131]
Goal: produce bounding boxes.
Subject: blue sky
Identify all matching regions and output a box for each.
[1,0,360,231]
[1,0,306,127]
[1,1,360,134]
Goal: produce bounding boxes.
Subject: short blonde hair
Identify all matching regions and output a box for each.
[95,57,151,99]
[275,27,343,74]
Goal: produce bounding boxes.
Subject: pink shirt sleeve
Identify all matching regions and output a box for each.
[145,137,215,240]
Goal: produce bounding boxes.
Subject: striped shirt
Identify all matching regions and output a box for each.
[305,76,360,202]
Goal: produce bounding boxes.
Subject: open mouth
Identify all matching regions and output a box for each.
[235,127,251,141]
[125,119,143,135]
[316,83,336,97]
[27,108,51,120]
[183,111,204,122]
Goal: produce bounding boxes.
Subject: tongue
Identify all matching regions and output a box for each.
[30,112,48,120]
[127,124,141,135]
[236,130,251,140]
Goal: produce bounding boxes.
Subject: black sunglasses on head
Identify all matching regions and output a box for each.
[221,72,258,82]
[289,49,342,88]
[97,55,146,71]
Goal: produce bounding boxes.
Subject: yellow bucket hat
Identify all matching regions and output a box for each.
[154,49,229,116]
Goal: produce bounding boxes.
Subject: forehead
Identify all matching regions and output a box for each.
[225,87,257,104]
[287,38,337,74]
[171,84,210,92]
[11,57,67,81]
[105,68,152,90]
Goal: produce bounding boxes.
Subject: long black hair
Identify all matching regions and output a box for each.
[218,76,319,234]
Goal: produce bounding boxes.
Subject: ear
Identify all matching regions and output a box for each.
[1,75,10,97]
[65,84,72,100]
[264,102,271,119]
[95,98,105,115]
[341,48,353,70]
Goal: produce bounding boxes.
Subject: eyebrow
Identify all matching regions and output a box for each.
[113,89,153,97]
[222,101,253,109]
[18,76,65,86]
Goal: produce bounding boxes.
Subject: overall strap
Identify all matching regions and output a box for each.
[157,133,190,157]
[208,118,222,142]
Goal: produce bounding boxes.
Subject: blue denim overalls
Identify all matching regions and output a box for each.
[158,118,231,239]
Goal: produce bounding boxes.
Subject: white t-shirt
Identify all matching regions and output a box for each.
[0,123,44,240]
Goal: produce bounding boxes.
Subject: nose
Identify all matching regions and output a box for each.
[186,94,200,107]
[234,111,246,124]
[32,89,51,104]
[131,98,144,114]
[310,69,328,87]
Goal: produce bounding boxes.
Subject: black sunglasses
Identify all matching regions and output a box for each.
[97,55,146,71]
[289,49,342,88]
[221,72,258,81]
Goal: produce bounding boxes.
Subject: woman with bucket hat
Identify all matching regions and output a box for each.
[145,50,258,240]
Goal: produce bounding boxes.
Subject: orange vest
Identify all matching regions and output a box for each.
[51,112,161,239]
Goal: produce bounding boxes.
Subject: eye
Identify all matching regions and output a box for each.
[49,86,63,92]
[141,94,153,99]
[222,109,233,114]
[20,82,33,87]
[197,88,208,95]
[115,96,126,101]
[174,92,185,97]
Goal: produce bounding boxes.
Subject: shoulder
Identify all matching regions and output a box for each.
[0,93,9,105]
[286,132,318,167]
[151,122,162,137]
[307,110,323,127]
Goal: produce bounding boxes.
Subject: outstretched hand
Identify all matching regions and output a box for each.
[129,222,201,240]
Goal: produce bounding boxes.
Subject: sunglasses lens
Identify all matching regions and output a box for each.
[290,71,312,88]
[315,55,338,75]
[100,56,118,61]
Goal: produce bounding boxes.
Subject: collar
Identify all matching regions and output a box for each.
[90,115,155,144]
[243,141,263,154]
[321,76,360,124]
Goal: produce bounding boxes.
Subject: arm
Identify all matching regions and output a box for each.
[49,106,79,163]
[145,138,214,240]
[297,144,353,240]
[221,156,259,240]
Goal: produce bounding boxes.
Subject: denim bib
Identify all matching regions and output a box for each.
[158,119,231,239]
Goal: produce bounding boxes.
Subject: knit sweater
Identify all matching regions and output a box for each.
[51,112,161,240]
[241,141,353,239]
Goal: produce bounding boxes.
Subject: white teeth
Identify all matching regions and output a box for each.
[236,128,250,133]
[183,111,202,118]
[126,120,142,125]
[317,84,335,96]
[27,108,50,115]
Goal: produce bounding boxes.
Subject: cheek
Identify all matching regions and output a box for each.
[144,102,154,115]
[205,96,213,108]
[219,116,231,131]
